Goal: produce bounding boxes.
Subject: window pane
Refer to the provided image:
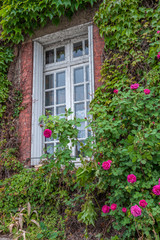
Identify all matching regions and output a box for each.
[46,49,54,64]
[85,40,89,55]
[45,144,54,154]
[86,83,90,100]
[75,141,85,158]
[56,106,66,115]
[56,47,65,62]
[74,67,84,84]
[56,71,65,87]
[56,89,65,104]
[75,103,85,118]
[45,107,54,116]
[77,122,85,138]
[45,91,54,106]
[73,42,83,58]
[74,85,84,101]
[45,74,54,89]
[86,65,89,82]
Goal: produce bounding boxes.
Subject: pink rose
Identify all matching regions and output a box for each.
[159,202,160,205]
[131,205,142,217]
[127,174,136,183]
[98,162,100,165]
[102,161,111,170]
[113,118,115,121]
[152,122,155,124]
[43,129,52,138]
[152,185,160,195]
[157,31,160,33]
[139,199,148,208]
[130,83,139,89]
[111,203,117,211]
[102,205,110,213]
[158,178,160,185]
[107,160,112,164]
[122,207,127,213]
[113,89,118,94]
[144,89,150,95]
[157,52,160,59]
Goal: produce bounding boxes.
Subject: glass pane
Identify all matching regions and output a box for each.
[87,101,90,113]
[46,49,54,64]
[45,107,54,116]
[85,40,89,55]
[56,88,65,104]
[45,74,54,89]
[75,141,85,158]
[73,42,83,58]
[45,144,54,154]
[77,122,85,138]
[45,91,54,106]
[45,135,54,142]
[56,106,66,115]
[75,103,85,118]
[86,65,89,82]
[87,122,92,137]
[86,83,90,100]
[56,71,65,87]
[56,47,65,62]
[74,85,84,101]
[74,67,84,84]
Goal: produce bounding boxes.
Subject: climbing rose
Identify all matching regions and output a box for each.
[43,129,52,138]
[159,202,160,205]
[102,205,110,213]
[139,200,148,208]
[152,185,160,195]
[158,178,160,185]
[130,83,139,89]
[98,162,100,165]
[122,207,127,213]
[102,161,111,170]
[157,52,160,59]
[111,204,117,211]
[157,31,160,33]
[127,174,136,183]
[131,205,141,217]
[107,160,112,164]
[113,89,118,94]
[144,89,150,95]
[152,122,155,124]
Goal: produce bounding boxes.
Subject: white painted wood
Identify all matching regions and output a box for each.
[31,42,43,165]
[88,25,94,99]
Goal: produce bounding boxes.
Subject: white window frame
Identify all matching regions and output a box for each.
[31,23,94,166]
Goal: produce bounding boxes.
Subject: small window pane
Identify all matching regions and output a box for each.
[56,89,65,104]
[77,122,85,138]
[74,67,84,84]
[56,71,65,87]
[45,91,54,106]
[75,103,85,118]
[45,107,54,116]
[45,74,54,89]
[74,85,84,101]
[85,40,89,55]
[56,106,66,115]
[45,144,54,154]
[56,47,65,62]
[73,42,83,58]
[86,65,89,82]
[46,50,54,64]
[75,141,85,158]
[86,83,90,100]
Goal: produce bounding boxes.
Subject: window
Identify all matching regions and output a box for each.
[31,24,94,165]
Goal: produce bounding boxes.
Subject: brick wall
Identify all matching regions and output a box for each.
[19,25,104,164]
[19,41,33,163]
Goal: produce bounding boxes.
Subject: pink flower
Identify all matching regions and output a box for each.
[102,205,110,213]
[130,83,139,90]
[107,160,112,164]
[122,207,127,213]
[98,162,100,165]
[113,118,115,121]
[153,185,160,195]
[43,129,52,138]
[159,178,160,185]
[157,31,160,33]
[113,89,118,94]
[144,89,150,95]
[157,52,160,59]
[159,202,160,205]
[139,200,148,208]
[111,204,117,211]
[131,205,142,217]
[102,161,111,170]
[152,122,155,124]
[127,174,136,183]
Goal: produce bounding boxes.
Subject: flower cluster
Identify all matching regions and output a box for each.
[114,84,151,95]
[102,204,126,213]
